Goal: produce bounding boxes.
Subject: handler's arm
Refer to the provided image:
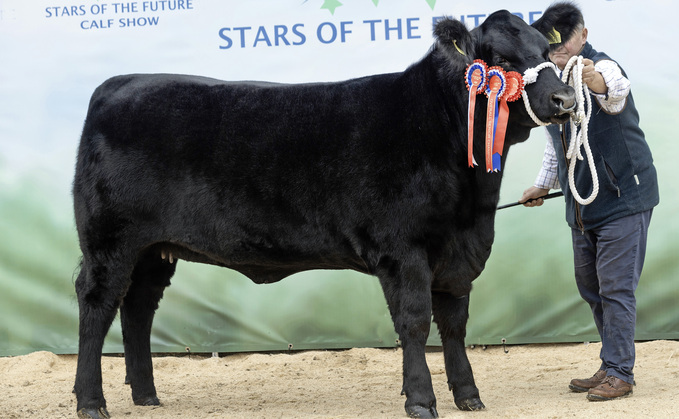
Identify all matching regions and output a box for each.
[582,58,607,95]
[585,58,631,113]
[521,131,560,207]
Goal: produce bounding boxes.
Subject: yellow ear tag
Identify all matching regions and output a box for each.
[546,27,562,45]
[453,39,466,56]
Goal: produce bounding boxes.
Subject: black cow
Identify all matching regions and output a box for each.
[73,10,575,419]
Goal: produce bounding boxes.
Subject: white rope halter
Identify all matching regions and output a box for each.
[521,61,559,126]
[561,55,598,206]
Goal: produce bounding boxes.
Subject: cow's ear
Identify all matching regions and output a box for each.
[433,17,474,62]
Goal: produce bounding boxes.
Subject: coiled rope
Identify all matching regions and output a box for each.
[561,55,598,205]
[521,57,598,205]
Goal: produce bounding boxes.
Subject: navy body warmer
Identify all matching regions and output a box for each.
[547,42,659,231]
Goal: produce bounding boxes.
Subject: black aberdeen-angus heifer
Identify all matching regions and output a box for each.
[73,10,575,419]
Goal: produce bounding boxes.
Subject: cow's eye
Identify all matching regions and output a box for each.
[496,57,509,67]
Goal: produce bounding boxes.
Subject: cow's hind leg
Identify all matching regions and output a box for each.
[431,292,485,411]
[121,250,176,406]
[378,257,438,419]
[75,258,134,419]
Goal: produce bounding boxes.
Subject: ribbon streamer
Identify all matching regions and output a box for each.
[465,60,488,167]
[484,67,506,172]
[492,71,524,171]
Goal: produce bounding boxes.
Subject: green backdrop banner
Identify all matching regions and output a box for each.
[1,1,678,356]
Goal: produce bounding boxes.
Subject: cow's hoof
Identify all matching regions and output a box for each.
[406,405,439,418]
[77,407,110,419]
[455,397,485,411]
[133,395,160,406]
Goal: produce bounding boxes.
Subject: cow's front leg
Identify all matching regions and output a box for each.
[378,258,438,418]
[432,292,485,411]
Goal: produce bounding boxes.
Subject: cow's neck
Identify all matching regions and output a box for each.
[474,158,505,210]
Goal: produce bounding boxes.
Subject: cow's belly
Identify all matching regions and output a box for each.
[152,198,372,284]
[154,238,370,284]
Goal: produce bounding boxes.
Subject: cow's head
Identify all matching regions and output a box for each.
[433,10,576,140]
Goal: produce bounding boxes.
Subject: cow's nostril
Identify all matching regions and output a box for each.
[552,91,576,113]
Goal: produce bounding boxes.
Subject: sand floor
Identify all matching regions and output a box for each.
[2,340,678,418]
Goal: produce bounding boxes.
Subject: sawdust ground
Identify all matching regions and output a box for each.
[1,340,678,418]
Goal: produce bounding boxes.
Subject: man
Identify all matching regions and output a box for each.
[520,2,659,401]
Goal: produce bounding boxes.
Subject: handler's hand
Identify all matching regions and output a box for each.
[520,186,550,207]
[582,58,607,95]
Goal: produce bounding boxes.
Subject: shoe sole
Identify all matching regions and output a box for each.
[586,391,633,401]
[569,384,590,393]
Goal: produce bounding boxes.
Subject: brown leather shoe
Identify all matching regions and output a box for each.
[587,375,633,401]
[569,369,607,393]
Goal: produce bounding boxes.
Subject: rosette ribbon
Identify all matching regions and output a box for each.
[491,71,524,171]
[465,60,488,167]
[484,67,506,172]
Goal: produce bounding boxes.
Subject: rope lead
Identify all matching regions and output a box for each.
[521,57,598,206]
[561,55,598,206]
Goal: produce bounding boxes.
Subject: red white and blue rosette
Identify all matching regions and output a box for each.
[465,59,488,94]
[484,66,506,172]
[465,60,488,167]
[484,66,506,99]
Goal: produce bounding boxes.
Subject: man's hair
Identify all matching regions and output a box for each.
[532,1,584,47]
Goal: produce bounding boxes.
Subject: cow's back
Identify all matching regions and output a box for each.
[78,73,427,189]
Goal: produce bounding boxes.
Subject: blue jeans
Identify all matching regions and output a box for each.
[571,209,652,384]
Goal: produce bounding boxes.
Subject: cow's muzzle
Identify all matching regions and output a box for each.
[522,61,576,126]
[549,87,576,124]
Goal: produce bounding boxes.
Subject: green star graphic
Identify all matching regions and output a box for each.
[321,0,343,15]
[317,0,434,14]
